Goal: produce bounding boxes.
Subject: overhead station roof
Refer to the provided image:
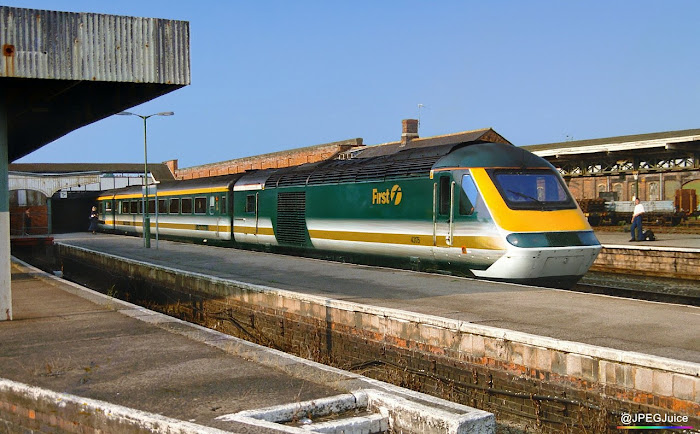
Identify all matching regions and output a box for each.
[0,6,190,161]
[9,162,176,181]
[523,129,700,157]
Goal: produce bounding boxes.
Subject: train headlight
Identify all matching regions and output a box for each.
[506,231,600,248]
[506,233,548,247]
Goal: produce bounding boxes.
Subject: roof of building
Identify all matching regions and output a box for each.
[178,138,363,172]
[523,128,700,156]
[9,163,176,181]
[347,128,511,159]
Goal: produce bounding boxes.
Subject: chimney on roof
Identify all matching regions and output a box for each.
[163,159,178,176]
[401,119,419,146]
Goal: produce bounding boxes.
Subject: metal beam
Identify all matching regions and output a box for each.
[0,92,11,321]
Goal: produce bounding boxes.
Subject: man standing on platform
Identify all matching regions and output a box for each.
[630,198,645,241]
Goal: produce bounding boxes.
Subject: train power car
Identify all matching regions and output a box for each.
[97,129,601,287]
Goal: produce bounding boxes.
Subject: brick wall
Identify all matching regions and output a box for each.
[592,246,700,280]
[173,139,363,180]
[58,246,700,434]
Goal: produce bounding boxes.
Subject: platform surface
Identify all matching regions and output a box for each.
[51,233,700,364]
[2,260,348,433]
[595,230,700,250]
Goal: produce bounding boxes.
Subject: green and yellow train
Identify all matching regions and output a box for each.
[97,132,601,287]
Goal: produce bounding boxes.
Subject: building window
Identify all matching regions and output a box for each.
[648,182,659,201]
[629,184,637,201]
[613,183,623,201]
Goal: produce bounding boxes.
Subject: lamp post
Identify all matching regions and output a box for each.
[117,111,174,248]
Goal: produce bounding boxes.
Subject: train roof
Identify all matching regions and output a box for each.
[263,129,519,188]
[433,142,555,170]
[97,173,244,199]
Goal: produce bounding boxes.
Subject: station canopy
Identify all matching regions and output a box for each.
[0,6,190,161]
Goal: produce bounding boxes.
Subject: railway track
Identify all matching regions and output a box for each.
[572,282,700,306]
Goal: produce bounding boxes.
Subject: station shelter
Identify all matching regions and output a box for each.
[523,129,700,210]
[8,163,175,235]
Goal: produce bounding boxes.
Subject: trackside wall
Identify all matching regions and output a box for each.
[592,245,700,280]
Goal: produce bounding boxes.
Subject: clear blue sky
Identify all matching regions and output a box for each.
[9,1,700,168]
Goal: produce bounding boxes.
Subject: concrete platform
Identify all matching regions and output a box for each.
[595,230,700,250]
[1,258,494,433]
[592,230,700,280]
[37,233,700,429]
[52,233,700,364]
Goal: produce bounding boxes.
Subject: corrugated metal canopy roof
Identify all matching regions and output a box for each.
[8,162,175,181]
[523,128,700,156]
[0,6,190,161]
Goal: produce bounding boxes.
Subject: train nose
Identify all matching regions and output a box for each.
[473,246,601,281]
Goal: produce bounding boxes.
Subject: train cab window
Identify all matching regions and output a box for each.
[194,197,207,214]
[438,176,451,215]
[130,200,138,214]
[459,175,477,216]
[158,199,167,214]
[170,198,180,214]
[148,199,156,214]
[181,198,193,214]
[209,196,216,215]
[245,195,256,213]
[491,169,576,210]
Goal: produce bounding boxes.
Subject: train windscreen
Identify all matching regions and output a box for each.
[489,169,576,211]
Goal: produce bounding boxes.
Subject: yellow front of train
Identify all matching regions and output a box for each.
[469,166,600,286]
[434,143,601,287]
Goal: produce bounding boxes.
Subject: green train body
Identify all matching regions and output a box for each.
[98,135,601,287]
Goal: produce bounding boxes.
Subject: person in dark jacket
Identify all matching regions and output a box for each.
[88,206,99,234]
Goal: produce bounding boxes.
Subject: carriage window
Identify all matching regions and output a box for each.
[209,196,216,215]
[121,201,128,214]
[105,201,112,213]
[438,176,451,215]
[170,198,180,214]
[158,199,167,214]
[148,199,156,214]
[130,200,139,214]
[181,198,193,214]
[221,195,227,214]
[245,195,256,213]
[194,197,207,214]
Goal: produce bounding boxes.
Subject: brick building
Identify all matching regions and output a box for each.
[170,138,363,180]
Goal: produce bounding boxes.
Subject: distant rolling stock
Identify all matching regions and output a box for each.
[97,131,601,287]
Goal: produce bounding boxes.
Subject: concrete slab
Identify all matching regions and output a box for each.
[51,233,700,364]
[1,258,494,433]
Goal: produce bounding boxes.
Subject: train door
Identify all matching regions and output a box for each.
[433,175,455,248]
[107,198,116,231]
[210,195,220,239]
